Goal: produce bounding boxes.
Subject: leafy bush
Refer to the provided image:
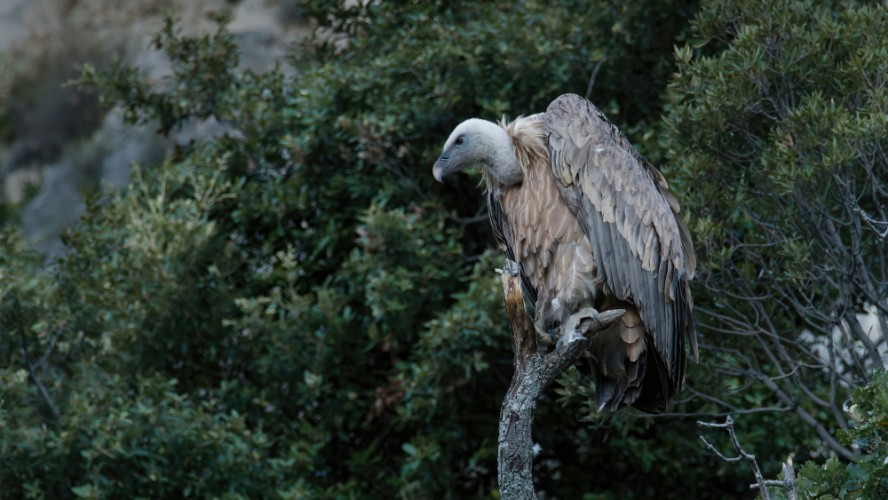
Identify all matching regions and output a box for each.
[797,371,888,498]
[3,0,885,497]
[663,0,888,465]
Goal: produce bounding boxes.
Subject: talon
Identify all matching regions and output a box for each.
[561,308,609,345]
[590,309,602,325]
[574,307,603,325]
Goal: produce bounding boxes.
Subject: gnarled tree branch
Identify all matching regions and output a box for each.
[497,259,624,498]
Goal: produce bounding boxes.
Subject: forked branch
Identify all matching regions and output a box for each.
[497,259,624,499]
[698,416,798,500]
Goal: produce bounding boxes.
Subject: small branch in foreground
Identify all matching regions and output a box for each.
[584,57,607,100]
[751,460,797,500]
[698,416,797,500]
[497,259,624,499]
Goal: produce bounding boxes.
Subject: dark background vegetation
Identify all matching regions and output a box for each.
[1,0,886,497]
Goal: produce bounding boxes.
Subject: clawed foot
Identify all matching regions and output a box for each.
[539,308,610,349]
[557,307,607,347]
[574,307,603,325]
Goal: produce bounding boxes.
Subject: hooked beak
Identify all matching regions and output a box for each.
[432,155,455,183]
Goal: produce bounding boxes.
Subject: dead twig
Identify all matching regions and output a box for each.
[18,327,61,420]
[698,416,797,500]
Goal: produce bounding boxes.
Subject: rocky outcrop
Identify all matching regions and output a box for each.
[0,0,310,255]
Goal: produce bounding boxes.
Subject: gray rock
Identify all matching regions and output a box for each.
[21,160,84,256]
[3,0,310,255]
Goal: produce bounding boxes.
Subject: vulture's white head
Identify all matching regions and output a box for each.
[433,118,523,186]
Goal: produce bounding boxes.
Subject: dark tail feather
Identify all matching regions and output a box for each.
[630,344,673,414]
[596,380,617,412]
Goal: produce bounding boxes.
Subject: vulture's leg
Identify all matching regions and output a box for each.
[533,316,567,347]
[535,322,556,346]
[546,324,562,345]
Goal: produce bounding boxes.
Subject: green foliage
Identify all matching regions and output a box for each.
[666,0,888,279]
[81,12,240,136]
[0,1,716,496]
[662,0,888,476]
[3,375,293,499]
[797,372,888,498]
[4,0,885,498]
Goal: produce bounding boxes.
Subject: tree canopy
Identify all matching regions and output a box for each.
[1,0,885,497]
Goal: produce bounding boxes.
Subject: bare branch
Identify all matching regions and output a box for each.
[497,259,624,499]
[748,369,855,460]
[698,416,770,499]
[584,57,607,100]
[854,205,888,239]
[34,328,63,371]
[698,416,798,500]
[18,327,60,420]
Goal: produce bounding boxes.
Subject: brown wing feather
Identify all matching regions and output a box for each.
[545,93,697,397]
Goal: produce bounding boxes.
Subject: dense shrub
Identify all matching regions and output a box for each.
[665,0,887,464]
[1,0,885,498]
[797,371,888,498]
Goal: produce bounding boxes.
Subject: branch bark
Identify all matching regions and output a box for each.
[497,259,624,499]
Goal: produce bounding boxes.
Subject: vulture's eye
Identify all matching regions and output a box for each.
[455,136,465,146]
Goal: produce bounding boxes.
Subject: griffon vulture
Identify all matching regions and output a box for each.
[433,94,697,413]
